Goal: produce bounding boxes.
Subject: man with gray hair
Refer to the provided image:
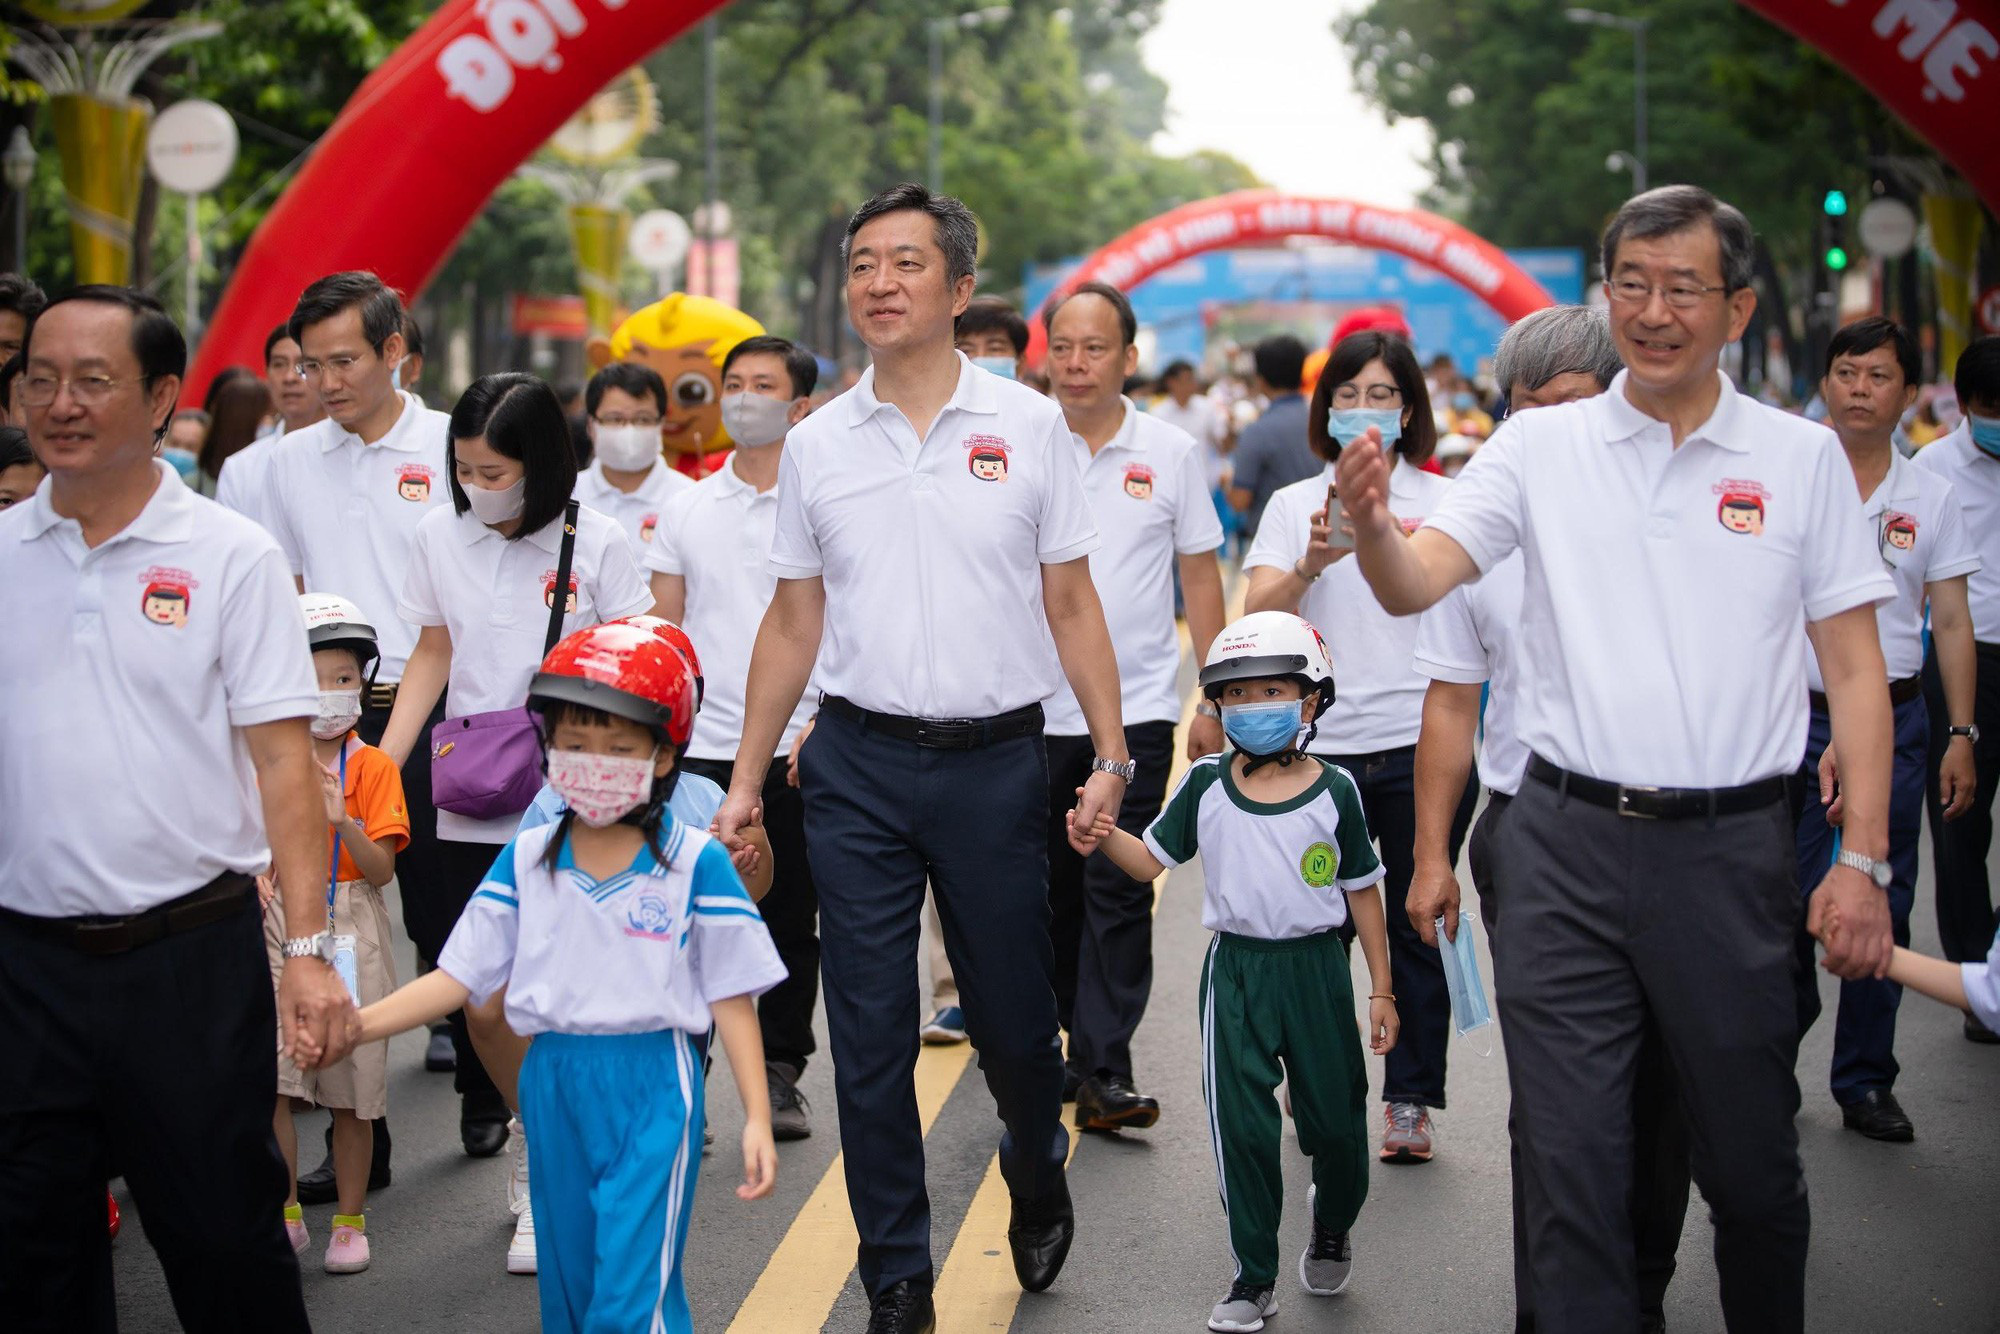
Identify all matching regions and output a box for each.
[1337,186,1897,1332]
[1409,304,1689,1333]
[716,182,1130,1332]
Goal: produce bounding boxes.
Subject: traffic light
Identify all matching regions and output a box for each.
[1823,189,1850,272]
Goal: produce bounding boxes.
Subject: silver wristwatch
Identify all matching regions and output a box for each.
[1091,756,1138,782]
[1835,849,1893,891]
[281,931,331,961]
[1949,724,1980,744]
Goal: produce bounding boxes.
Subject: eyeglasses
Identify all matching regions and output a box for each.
[295,353,371,381]
[594,415,662,429]
[1606,279,1730,309]
[1331,384,1403,407]
[18,374,136,408]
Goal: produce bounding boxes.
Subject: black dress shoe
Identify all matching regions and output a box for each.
[864,1280,935,1334]
[296,1118,392,1202]
[1966,1014,2000,1044]
[1074,1074,1160,1132]
[461,1092,511,1158]
[1841,1089,1914,1142]
[424,1026,457,1072]
[1007,1174,1074,1293]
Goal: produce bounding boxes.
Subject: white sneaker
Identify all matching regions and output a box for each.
[506,1197,536,1275]
[506,1119,530,1216]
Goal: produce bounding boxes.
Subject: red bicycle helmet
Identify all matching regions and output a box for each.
[611,614,705,710]
[529,623,697,747]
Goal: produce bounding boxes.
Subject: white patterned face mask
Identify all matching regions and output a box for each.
[546,748,658,827]
[312,690,363,740]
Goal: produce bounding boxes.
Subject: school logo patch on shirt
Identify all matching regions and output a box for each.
[966,434,1011,482]
[396,463,436,503]
[138,566,199,628]
[1713,479,1770,535]
[625,893,675,941]
[1299,841,1338,888]
[542,571,580,612]
[1122,463,1155,500]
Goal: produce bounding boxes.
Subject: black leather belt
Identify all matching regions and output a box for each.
[1526,754,1792,821]
[1808,674,1921,713]
[0,872,256,956]
[820,694,1043,750]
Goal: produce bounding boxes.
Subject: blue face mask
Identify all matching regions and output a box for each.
[970,355,1017,381]
[1970,414,2000,459]
[1221,699,1304,756]
[1326,407,1403,449]
[1437,910,1493,1039]
[1452,391,1476,411]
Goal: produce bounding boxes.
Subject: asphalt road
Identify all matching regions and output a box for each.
[112,815,2000,1333]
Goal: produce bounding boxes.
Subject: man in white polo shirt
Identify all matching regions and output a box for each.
[0,286,354,1328]
[1337,186,1897,1334]
[1913,334,2000,1041]
[576,361,693,559]
[715,183,1127,1334]
[1043,281,1225,1132]
[648,333,821,1142]
[215,325,326,530]
[1408,305,1692,1334]
[262,273,500,1170]
[1797,317,1981,1137]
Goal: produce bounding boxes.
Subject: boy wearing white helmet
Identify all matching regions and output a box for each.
[1070,611,1398,1334]
[263,593,410,1274]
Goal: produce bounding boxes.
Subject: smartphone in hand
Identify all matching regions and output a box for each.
[1323,481,1355,550]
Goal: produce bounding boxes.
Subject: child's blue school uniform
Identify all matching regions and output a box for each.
[440,818,783,1334]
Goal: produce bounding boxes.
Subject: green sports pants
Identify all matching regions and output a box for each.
[1199,928,1370,1286]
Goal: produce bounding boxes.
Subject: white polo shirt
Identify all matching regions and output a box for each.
[264,391,452,682]
[212,429,294,532]
[1912,423,2000,642]
[1044,400,1223,736]
[1414,555,1527,794]
[769,354,1099,719]
[575,458,693,562]
[1808,449,1978,691]
[1150,393,1231,490]
[1425,370,1893,788]
[0,463,318,916]
[399,502,654,843]
[1247,457,1453,754]
[645,458,818,761]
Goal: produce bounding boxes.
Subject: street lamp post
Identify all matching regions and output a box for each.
[3,127,36,275]
[1566,8,1649,195]
[927,7,1011,192]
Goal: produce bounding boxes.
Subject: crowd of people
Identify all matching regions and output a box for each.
[1,178,1998,1334]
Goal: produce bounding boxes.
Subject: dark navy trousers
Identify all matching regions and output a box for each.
[797,705,1069,1298]
[1793,694,1927,1103]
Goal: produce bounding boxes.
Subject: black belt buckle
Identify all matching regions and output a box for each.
[913,719,976,750]
[1616,784,1664,819]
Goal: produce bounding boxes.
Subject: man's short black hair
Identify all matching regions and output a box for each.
[1043,281,1137,348]
[1957,336,2000,412]
[1161,359,1196,382]
[1826,317,1921,387]
[1252,334,1307,392]
[842,183,979,286]
[958,297,1030,356]
[0,424,35,473]
[447,373,578,542]
[263,323,297,362]
[724,335,819,399]
[23,285,186,385]
[0,353,20,413]
[0,273,47,321]
[585,362,668,420]
[288,271,406,352]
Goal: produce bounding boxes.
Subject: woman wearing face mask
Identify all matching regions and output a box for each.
[575,363,694,560]
[378,373,654,1208]
[1243,330,1475,1168]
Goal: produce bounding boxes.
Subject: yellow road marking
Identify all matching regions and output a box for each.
[725,1042,974,1333]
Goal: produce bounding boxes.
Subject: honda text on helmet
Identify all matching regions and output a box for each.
[1199,611,1338,768]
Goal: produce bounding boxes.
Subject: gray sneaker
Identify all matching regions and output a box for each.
[1299,1183,1353,1296]
[1208,1280,1276,1332]
[768,1061,812,1142]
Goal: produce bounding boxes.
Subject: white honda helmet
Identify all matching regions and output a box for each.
[1199,611,1336,713]
[299,592,379,675]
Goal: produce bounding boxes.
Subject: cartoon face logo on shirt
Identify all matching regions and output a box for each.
[639,513,659,546]
[1712,479,1770,536]
[625,894,674,941]
[543,572,580,614]
[137,566,199,628]
[965,434,1011,482]
[1122,464,1155,501]
[1884,514,1917,551]
[396,464,435,503]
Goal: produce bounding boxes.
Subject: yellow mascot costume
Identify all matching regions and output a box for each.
[586,293,766,479]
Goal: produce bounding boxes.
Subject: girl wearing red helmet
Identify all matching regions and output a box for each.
[355,623,786,1334]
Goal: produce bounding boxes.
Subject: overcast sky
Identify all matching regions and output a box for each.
[1142,0,1433,208]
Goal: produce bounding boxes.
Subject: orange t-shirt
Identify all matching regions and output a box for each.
[326,737,411,884]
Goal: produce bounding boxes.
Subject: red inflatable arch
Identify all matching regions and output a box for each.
[188,0,730,400]
[1023,191,1558,367]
